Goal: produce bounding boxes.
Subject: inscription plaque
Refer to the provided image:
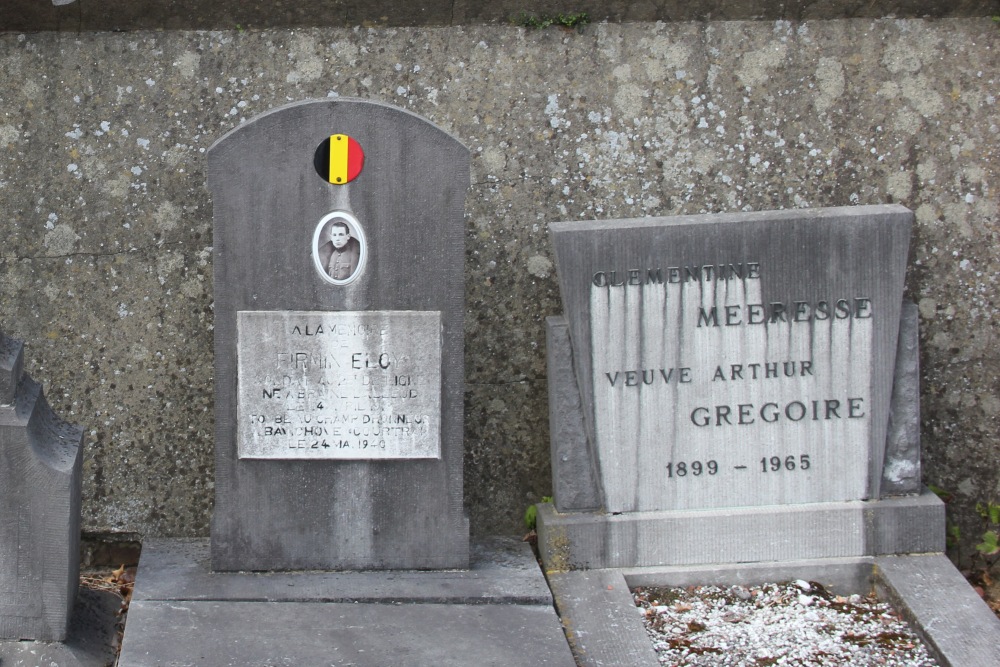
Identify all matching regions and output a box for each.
[590,265,871,510]
[550,205,912,513]
[237,310,442,460]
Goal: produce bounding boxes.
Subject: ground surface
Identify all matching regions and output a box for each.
[635,581,939,666]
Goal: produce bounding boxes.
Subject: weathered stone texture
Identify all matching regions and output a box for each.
[0,19,997,548]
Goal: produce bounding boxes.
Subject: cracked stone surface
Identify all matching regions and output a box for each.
[0,19,997,542]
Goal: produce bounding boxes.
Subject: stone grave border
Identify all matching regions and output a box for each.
[547,554,1000,667]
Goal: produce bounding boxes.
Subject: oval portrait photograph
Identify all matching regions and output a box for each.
[312,210,367,285]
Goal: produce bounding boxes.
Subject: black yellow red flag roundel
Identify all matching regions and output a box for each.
[314,134,364,184]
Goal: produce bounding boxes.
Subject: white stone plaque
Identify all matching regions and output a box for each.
[550,206,912,512]
[590,271,872,511]
[237,310,441,460]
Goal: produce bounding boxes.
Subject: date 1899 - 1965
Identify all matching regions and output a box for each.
[666,454,811,478]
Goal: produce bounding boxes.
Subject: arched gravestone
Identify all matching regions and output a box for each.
[209,100,470,570]
[0,330,83,641]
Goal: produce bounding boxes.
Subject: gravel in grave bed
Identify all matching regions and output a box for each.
[634,580,938,666]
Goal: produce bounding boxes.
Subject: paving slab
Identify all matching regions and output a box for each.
[119,600,574,667]
[118,537,575,667]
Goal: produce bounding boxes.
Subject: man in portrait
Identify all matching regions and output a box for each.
[317,220,361,280]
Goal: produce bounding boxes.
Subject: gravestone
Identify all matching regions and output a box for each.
[117,100,577,666]
[538,205,944,569]
[209,99,469,570]
[0,330,83,641]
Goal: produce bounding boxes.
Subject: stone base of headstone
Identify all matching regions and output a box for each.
[0,331,84,642]
[117,538,576,667]
[537,489,945,570]
[0,587,122,667]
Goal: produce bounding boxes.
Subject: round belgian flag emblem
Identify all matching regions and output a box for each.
[314,134,364,185]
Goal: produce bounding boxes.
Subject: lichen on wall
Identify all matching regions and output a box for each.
[0,19,996,547]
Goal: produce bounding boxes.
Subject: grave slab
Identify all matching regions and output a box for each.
[119,601,575,667]
[547,315,600,512]
[547,569,659,667]
[130,537,553,604]
[882,301,922,495]
[118,537,576,667]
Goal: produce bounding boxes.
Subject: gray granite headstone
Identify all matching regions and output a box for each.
[209,99,469,570]
[0,330,83,641]
[549,205,912,513]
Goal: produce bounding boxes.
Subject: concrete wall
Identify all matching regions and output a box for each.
[4,0,997,31]
[0,18,997,550]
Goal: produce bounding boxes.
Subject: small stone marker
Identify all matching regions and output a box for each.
[549,205,912,513]
[209,99,469,570]
[0,330,83,641]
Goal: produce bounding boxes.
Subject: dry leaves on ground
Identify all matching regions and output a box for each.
[80,564,137,659]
